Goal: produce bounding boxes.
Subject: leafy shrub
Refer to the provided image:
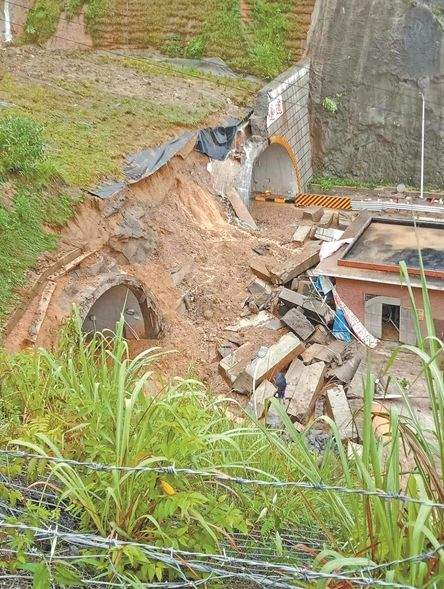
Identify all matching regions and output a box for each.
[0,116,45,176]
[185,34,207,59]
[322,96,338,113]
[23,0,61,44]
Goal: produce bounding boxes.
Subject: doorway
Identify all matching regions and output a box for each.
[381,303,400,341]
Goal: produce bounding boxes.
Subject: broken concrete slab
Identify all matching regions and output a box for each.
[309,324,331,345]
[330,357,361,384]
[297,279,312,296]
[302,207,324,222]
[248,278,272,308]
[248,380,277,419]
[292,225,311,246]
[302,298,335,325]
[286,360,326,422]
[233,333,304,394]
[226,189,258,230]
[278,287,307,308]
[282,308,315,341]
[314,227,344,242]
[268,244,320,285]
[250,258,272,283]
[325,385,354,440]
[301,343,339,365]
[318,211,334,228]
[219,342,259,387]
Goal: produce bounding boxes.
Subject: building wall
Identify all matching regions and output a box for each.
[335,277,444,341]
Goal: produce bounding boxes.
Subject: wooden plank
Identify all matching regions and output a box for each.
[226,189,258,230]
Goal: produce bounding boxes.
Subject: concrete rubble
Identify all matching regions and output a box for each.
[217,205,364,447]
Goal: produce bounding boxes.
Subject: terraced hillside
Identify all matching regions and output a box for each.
[18,0,317,78]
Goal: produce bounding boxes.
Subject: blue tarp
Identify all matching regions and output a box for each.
[333,309,352,342]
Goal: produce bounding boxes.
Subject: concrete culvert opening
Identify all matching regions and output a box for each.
[80,276,164,340]
[251,142,299,199]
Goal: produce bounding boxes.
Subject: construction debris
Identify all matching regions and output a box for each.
[268,244,320,285]
[325,385,354,440]
[302,206,324,222]
[282,307,315,341]
[314,227,344,242]
[330,357,361,384]
[302,298,335,325]
[27,281,57,344]
[285,359,326,422]
[226,189,258,230]
[250,258,272,282]
[225,310,278,332]
[234,333,304,394]
[247,278,273,308]
[292,225,311,246]
[219,342,259,387]
[278,287,307,308]
[248,380,277,419]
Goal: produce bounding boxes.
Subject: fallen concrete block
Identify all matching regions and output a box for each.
[226,189,258,230]
[309,324,331,345]
[278,287,307,308]
[248,278,272,308]
[292,225,311,246]
[282,308,315,341]
[219,342,259,387]
[250,258,272,283]
[286,360,326,422]
[302,207,324,222]
[248,380,277,419]
[314,227,344,242]
[234,333,304,394]
[301,343,338,365]
[330,358,361,384]
[269,245,320,285]
[302,298,335,325]
[325,385,354,440]
[319,211,334,228]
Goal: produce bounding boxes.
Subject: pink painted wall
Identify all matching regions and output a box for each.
[335,277,444,340]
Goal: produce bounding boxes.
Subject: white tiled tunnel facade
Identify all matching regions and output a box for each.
[251,60,313,194]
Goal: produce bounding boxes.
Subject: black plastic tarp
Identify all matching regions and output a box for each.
[195,112,253,160]
[124,131,197,183]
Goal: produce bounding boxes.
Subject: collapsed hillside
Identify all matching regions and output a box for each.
[0,46,257,324]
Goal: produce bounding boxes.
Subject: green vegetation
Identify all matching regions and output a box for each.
[0,115,44,176]
[19,0,296,79]
[322,96,338,114]
[311,175,380,190]
[0,269,442,586]
[23,0,61,44]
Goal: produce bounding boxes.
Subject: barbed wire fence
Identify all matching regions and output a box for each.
[0,448,442,588]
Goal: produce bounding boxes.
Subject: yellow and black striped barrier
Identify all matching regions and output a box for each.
[295,193,352,210]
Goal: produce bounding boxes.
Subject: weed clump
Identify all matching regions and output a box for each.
[0,115,45,176]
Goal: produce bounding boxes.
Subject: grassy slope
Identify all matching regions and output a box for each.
[0,51,256,326]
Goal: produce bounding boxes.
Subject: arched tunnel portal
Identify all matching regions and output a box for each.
[251,136,301,200]
[79,275,164,340]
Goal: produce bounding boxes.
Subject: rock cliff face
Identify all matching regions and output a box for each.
[308,0,444,187]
